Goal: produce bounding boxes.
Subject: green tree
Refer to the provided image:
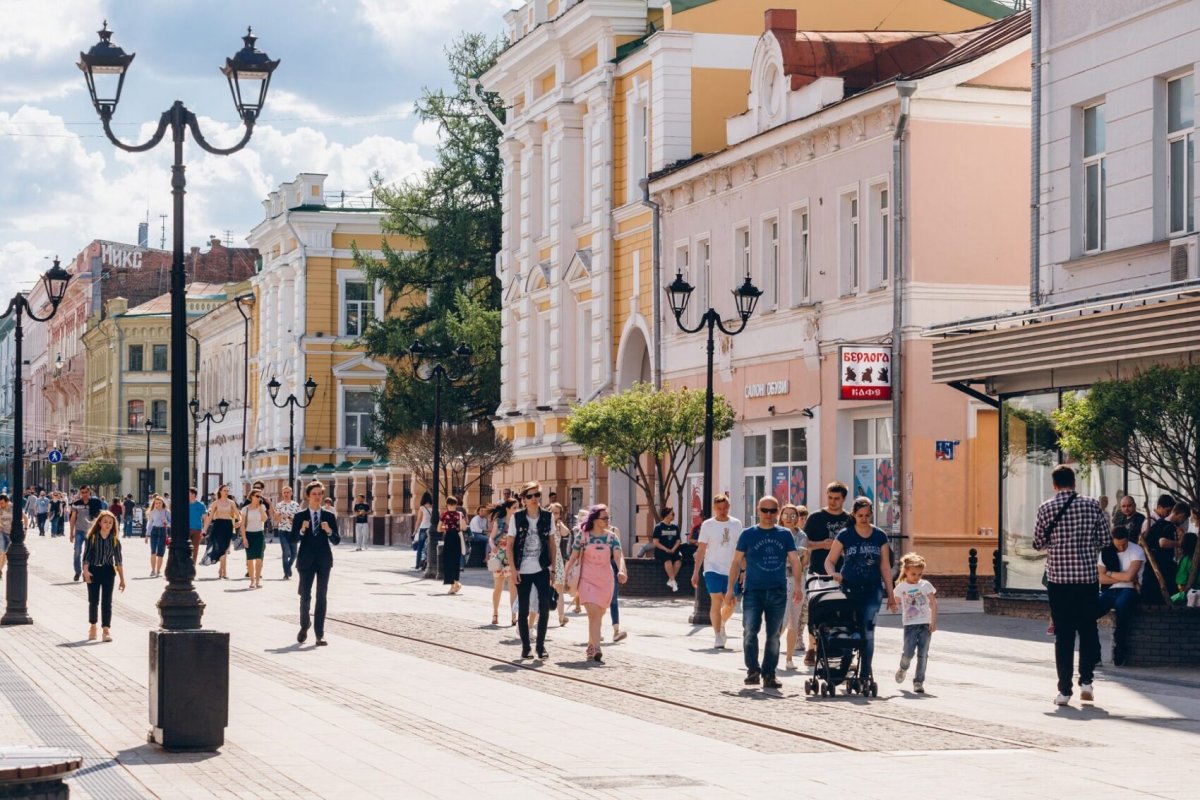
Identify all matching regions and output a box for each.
[564,383,736,523]
[389,423,514,503]
[72,459,121,492]
[1054,365,1200,597]
[353,32,504,445]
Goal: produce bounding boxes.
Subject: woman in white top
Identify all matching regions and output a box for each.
[146,495,171,578]
[240,490,268,588]
[414,492,433,570]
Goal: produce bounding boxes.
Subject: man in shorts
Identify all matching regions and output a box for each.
[692,495,741,649]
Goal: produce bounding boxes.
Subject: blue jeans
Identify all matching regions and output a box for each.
[845,584,884,679]
[123,515,133,538]
[742,586,788,677]
[900,624,932,683]
[279,533,296,577]
[1097,587,1138,651]
[609,561,621,625]
[414,528,428,568]
[72,531,87,576]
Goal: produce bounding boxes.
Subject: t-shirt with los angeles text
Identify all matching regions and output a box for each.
[834,526,890,589]
[895,578,937,626]
[735,524,796,591]
[698,516,742,576]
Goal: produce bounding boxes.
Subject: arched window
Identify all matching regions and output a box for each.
[127,400,145,433]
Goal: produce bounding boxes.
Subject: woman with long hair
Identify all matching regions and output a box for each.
[414,491,433,571]
[488,498,517,626]
[563,504,627,662]
[779,504,809,671]
[81,510,126,642]
[550,502,571,627]
[240,489,268,588]
[206,485,239,580]
[146,494,170,578]
[826,497,898,685]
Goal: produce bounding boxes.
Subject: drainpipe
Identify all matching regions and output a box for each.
[639,177,663,391]
[892,80,916,560]
[591,64,617,504]
[234,293,253,471]
[1030,0,1043,306]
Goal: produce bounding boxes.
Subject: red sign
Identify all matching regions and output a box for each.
[839,345,892,400]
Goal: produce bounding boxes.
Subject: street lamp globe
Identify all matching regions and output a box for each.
[42,259,72,307]
[221,28,279,123]
[76,21,135,118]
[266,376,281,403]
[218,398,230,416]
[453,344,473,360]
[54,353,64,372]
[733,274,764,322]
[303,376,318,402]
[408,339,427,371]
[665,270,695,320]
[144,419,153,435]
[188,397,200,418]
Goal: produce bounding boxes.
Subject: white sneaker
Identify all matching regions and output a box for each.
[1080,683,1094,702]
[1053,693,1071,706]
[895,667,907,684]
[670,580,678,592]
[715,631,727,650]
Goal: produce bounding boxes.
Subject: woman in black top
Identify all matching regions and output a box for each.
[81,510,126,642]
[652,508,683,591]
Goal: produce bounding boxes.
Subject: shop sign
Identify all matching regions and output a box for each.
[744,380,789,399]
[839,345,892,400]
[100,241,145,269]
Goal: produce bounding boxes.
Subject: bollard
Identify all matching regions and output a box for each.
[966,548,979,600]
[992,548,1001,593]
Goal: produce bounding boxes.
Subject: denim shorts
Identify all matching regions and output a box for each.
[149,527,167,557]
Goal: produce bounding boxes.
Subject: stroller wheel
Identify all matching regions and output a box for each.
[870,681,879,697]
[804,679,813,696]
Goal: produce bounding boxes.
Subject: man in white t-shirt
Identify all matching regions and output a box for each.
[1097,524,1145,666]
[691,494,742,650]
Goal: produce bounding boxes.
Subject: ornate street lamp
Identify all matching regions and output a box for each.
[268,376,317,497]
[408,340,473,580]
[78,20,277,750]
[664,268,761,625]
[190,398,230,501]
[1,259,71,626]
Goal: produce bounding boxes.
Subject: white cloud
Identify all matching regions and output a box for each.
[0,241,51,301]
[411,118,443,149]
[0,0,106,63]
[262,90,413,128]
[356,0,509,46]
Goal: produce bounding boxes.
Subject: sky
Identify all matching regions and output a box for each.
[0,0,510,300]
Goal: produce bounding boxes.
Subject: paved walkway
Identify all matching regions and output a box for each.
[1,533,1197,799]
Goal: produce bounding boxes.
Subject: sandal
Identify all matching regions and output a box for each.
[88,624,97,641]
[492,614,499,625]
[102,629,112,642]
[559,615,568,627]
[511,614,518,627]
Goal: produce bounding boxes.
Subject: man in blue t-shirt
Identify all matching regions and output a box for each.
[726,496,802,690]
[188,488,209,566]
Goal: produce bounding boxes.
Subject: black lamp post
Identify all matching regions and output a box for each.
[144,418,154,504]
[408,340,472,580]
[267,376,316,497]
[189,398,229,500]
[664,269,761,625]
[1,260,71,627]
[78,20,277,750]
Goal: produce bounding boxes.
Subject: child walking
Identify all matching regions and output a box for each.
[894,552,937,693]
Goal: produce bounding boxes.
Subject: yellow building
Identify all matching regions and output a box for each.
[481,0,1013,537]
[81,285,230,501]
[245,174,422,526]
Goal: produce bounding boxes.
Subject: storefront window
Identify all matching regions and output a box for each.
[1001,393,1060,591]
[852,416,895,531]
[743,429,809,523]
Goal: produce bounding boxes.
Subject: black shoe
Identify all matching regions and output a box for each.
[744,670,761,686]
[536,649,549,660]
[762,675,783,689]
[520,649,533,659]
[74,572,81,582]
[297,627,308,644]
[315,639,328,647]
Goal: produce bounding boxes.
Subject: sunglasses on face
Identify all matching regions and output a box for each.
[524,492,542,500]
[759,508,779,514]
[598,515,610,521]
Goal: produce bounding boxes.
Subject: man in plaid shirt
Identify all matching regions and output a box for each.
[1033,465,1110,706]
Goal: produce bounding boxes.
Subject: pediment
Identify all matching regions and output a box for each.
[524,261,551,293]
[332,353,388,379]
[564,249,592,285]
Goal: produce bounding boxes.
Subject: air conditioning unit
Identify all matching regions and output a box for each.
[1169,234,1198,282]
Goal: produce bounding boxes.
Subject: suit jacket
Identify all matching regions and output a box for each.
[292,507,340,572]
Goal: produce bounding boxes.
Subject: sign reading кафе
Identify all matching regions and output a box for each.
[839,345,892,400]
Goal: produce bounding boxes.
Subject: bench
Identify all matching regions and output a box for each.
[0,747,81,799]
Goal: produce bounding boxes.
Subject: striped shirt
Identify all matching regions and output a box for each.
[83,533,123,568]
[1032,491,1109,584]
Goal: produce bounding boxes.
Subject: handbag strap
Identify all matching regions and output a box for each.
[1044,493,1077,545]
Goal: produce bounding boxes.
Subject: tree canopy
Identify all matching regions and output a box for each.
[72,459,121,491]
[564,383,735,522]
[353,32,505,445]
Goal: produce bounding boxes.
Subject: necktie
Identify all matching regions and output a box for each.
[312,511,319,532]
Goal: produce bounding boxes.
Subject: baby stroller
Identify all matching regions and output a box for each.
[802,574,878,697]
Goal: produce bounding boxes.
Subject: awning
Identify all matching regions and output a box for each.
[930,297,1200,385]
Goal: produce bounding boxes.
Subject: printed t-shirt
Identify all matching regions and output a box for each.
[804,509,851,575]
[698,516,742,576]
[896,579,937,626]
[735,525,796,591]
[834,526,890,589]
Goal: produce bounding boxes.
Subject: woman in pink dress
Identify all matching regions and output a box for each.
[564,504,627,662]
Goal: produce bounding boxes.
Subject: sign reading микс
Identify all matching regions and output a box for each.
[839,345,892,400]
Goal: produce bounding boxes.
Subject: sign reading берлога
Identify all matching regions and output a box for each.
[839,345,892,400]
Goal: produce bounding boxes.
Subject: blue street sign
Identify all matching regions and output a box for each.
[47,449,63,464]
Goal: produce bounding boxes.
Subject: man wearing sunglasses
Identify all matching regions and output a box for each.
[505,481,558,659]
[725,497,802,690]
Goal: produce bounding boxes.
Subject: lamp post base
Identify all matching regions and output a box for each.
[688,587,713,627]
[1,542,33,627]
[149,629,229,751]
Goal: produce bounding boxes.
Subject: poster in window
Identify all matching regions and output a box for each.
[789,465,807,506]
[876,458,894,504]
[688,477,703,539]
[771,466,789,504]
[853,459,874,502]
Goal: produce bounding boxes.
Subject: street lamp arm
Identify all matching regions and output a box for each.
[670,311,709,336]
[9,294,63,325]
[185,109,255,156]
[99,108,172,153]
[714,313,751,338]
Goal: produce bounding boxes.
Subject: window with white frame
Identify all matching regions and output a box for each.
[674,243,690,324]
[127,399,145,433]
[343,390,375,449]
[871,183,890,288]
[343,279,376,337]
[581,121,593,219]
[852,415,896,530]
[841,191,860,294]
[1083,103,1107,253]
[742,427,809,523]
[539,316,552,402]
[736,225,751,289]
[762,217,779,310]
[542,139,553,235]
[151,399,167,431]
[743,434,767,524]
[697,238,711,325]
[790,206,810,305]
[1167,74,1195,235]
[578,307,593,397]
[627,98,649,197]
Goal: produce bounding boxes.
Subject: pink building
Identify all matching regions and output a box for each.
[650,10,1032,575]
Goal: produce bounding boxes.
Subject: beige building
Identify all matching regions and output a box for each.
[81,284,230,501]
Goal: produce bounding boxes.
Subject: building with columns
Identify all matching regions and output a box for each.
[481,0,1016,541]
[245,174,420,532]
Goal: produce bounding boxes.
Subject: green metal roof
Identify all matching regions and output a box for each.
[300,465,318,474]
[335,460,355,472]
[353,459,374,469]
[316,463,336,474]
